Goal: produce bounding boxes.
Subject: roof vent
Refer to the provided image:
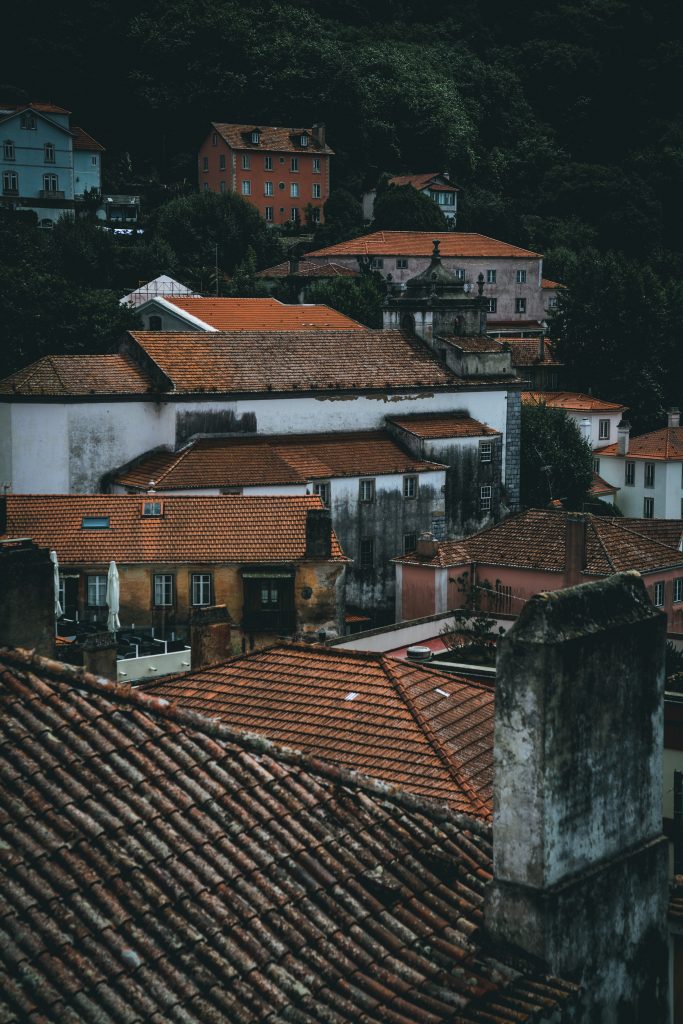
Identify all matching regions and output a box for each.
[406,646,432,661]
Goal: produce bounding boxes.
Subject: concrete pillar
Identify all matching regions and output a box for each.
[190,604,231,670]
[486,571,669,1021]
[82,633,118,680]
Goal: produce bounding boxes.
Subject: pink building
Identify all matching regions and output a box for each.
[394,508,683,639]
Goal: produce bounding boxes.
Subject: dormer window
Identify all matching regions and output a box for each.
[251,130,260,144]
[20,111,36,130]
[142,500,163,517]
[300,134,308,147]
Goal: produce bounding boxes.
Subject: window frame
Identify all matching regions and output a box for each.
[516,269,527,284]
[598,419,610,440]
[480,485,492,512]
[264,181,274,196]
[148,315,162,331]
[486,297,497,314]
[359,478,376,503]
[515,297,527,314]
[2,170,18,193]
[674,578,683,604]
[264,206,273,222]
[396,257,408,270]
[593,457,601,474]
[370,257,384,270]
[480,441,492,463]
[141,499,163,517]
[403,475,418,499]
[290,182,299,198]
[264,155,272,170]
[43,173,58,193]
[153,573,174,607]
[290,156,299,172]
[486,269,497,284]
[290,207,299,221]
[202,155,209,171]
[3,140,14,160]
[241,180,251,196]
[625,460,636,486]
[312,183,321,199]
[219,153,226,170]
[643,496,654,519]
[644,462,655,488]
[312,158,321,173]
[87,574,107,607]
[191,573,212,607]
[251,130,260,145]
[312,480,330,507]
[241,153,251,170]
[44,142,55,164]
[20,111,36,130]
[359,537,374,569]
[653,581,665,607]
[212,132,218,146]
[403,532,417,555]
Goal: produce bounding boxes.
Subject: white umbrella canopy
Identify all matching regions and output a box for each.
[106,560,120,633]
[49,550,63,618]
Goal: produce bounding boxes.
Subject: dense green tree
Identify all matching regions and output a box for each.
[520,402,593,511]
[372,185,448,232]
[305,275,384,329]
[311,189,365,248]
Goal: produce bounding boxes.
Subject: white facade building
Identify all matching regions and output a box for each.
[594,411,683,519]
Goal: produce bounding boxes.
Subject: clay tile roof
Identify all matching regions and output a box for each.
[542,277,562,289]
[505,338,561,366]
[114,431,445,491]
[522,390,627,413]
[0,644,578,1023]
[71,125,105,151]
[1,494,346,564]
[590,472,619,496]
[0,354,153,397]
[387,412,500,440]
[443,335,504,352]
[256,259,359,279]
[394,539,472,568]
[146,641,494,817]
[129,328,458,393]
[388,172,460,191]
[597,426,683,461]
[164,296,362,329]
[620,519,683,549]
[397,509,683,574]
[0,101,70,116]
[307,230,541,259]
[212,122,334,154]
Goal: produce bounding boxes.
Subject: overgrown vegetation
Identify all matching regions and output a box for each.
[520,402,594,510]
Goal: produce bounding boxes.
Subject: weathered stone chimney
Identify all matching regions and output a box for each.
[305,508,332,559]
[617,417,631,456]
[415,532,439,560]
[579,416,591,445]
[668,407,680,429]
[538,335,546,361]
[190,604,231,670]
[288,255,300,275]
[0,538,56,658]
[311,123,326,148]
[486,572,668,1021]
[564,512,586,587]
[82,633,118,680]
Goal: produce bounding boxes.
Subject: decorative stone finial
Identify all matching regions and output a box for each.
[432,239,441,258]
[477,272,485,296]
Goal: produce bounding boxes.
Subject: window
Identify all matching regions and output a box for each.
[494,582,513,614]
[516,269,527,283]
[58,577,65,613]
[312,158,321,173]
[43,173,58,192]
[625,461,635,486]
[278,181,285,190]
[312,183,321,199]
[242,154,251,170]
[219,154,226,170]
[486,269,496,284]
[20,112,36,129]
[548,296,558,308]
[396,258,408,270]
[241,180,251,195]
[82,516,110,529]
[44,142,55,163]
[290,157,299,172]
[142,500,162,517]
[403,475,417,499]
[403,533,417,554]
[310,207,321,223]
[264,155,272,170]
[644,497,654,519]
[598,419,610,440]
[2,170,18,193]
[645,462,655,488]
[148,315,162,331]
[370,258,384,270]
[359,478,375,502]
[212,132,218,146]
[219,180,226,193]
[265,206,273,221]
[480,441,492,463]
[515,297,527,314]
[91,155,98,166]
[87,575,107,607]
[39,218,53,230]
[203,182,209,192]
[653,581,665,607]
[154,574,174,606]
[674,578,683,604]
[251,130,260,144]
[290,182,299,197]
[191,573,212,606]
[300,134,308,147]
[202,156,209,171]
[260,584,279,608]
[486,298,497,314]
[290,207,299,221]
[359,538,374,569]
[454,268,465,280]
[480,485,492,512]
[3,140,14,160]
[313,481,330,507]
[264,181,273,196]
[593,457,600,474]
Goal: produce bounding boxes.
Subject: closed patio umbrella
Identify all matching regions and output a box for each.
[50,550,63,619]
[106,560,120,633]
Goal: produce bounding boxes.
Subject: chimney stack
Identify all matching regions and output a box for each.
[486,572,668,1020]
[668,407,680,429]
[416,532,439,560]
[312,123,326,148]
[82,632,118,680]
[564,512,586,587]
[288,255,300,276]
[190,604,231,670]
[0,538,55,657]
[617,418,631,456]
[538,335,546,362]
[305,508,332,559]
[579,417,591,445]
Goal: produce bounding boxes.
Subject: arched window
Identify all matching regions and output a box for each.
[20,111,36,130]
[401,313,416,335]
[44,142,55,164]
[39,218,54,230]
[148,315,162,331]
[43,173,58,192]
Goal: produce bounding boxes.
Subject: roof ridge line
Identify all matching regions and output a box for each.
[381,657,491,819]
[588,516,618,574]
[0,645,491,836]
[46,355,68,392]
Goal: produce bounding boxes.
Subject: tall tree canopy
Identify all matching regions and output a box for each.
[372,185,448,232]
[520,402,593,511]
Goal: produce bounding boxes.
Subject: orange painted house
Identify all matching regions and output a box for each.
[198,123,333,225]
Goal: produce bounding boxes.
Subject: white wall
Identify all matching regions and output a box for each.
[566,410,623,451]
[597,455,676,519]
[10,404,70,492]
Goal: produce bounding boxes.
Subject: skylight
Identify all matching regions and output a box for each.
[344,692,359,701]
[82,516,110,529]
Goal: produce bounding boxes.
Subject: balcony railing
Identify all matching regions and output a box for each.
[39,189,65,199]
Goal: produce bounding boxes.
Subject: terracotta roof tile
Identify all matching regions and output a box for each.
[212,122,334,155]
[443,335,504,352]
[522,390,627,413]
[597,426,683,461]
[0,645,578,1022]
[388,173,459,192]
[145,641,494,817]
[256,259,359,279]
[71,126,105,152]
[0,354,153,397]
[387,412,500,440]
[0,101,70,116]
[541,278,561,289]
[620,519,683,549]
[397,509,683,574]
[307,231,541,260]
[504,338,561,366]
[164,296,362,330]
[114,431,445,491]
[590,472,618,496]
[1,494,346,564]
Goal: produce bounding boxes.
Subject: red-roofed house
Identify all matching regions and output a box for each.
[362,172,459,223]
[523,390,628,449]
[198,122,333,225]
[595,410,683,519]
[133,294,362,332]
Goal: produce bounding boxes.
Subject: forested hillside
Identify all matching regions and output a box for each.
[3,0,683,423]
